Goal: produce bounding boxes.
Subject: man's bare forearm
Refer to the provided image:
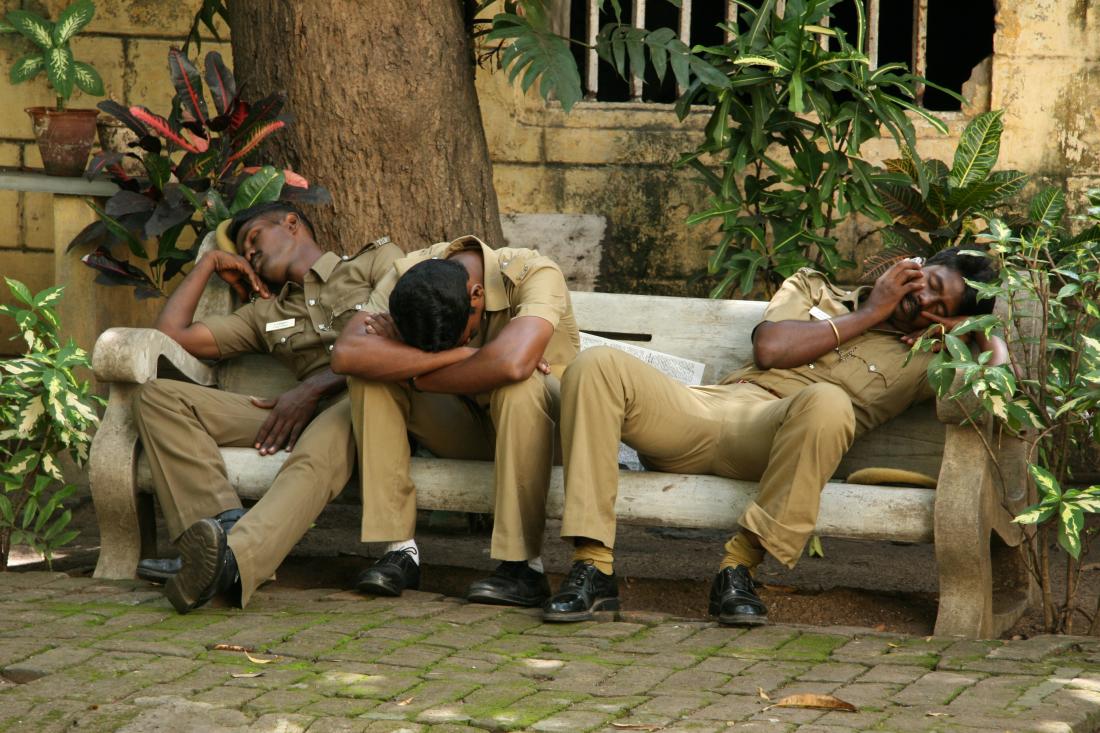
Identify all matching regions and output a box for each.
[331,327,472,381]
[753,305,889,369]
[299,366,348,400]
[154,256,222,359]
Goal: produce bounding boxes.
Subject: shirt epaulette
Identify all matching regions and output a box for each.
[352,235,393,258]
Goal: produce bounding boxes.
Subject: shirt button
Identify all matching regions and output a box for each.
[341,255,349,261]
[328,344,334,351]
[308,299,316,306]
[279,336,286,343]
[355,304,363,310]
[869,364,877,372]
[317,324,327,331]
[808,363,815,370]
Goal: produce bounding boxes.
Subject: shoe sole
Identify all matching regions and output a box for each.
[467,590,548,608]
[710,603,768,626]
[165,520,224,614]
[542,597,620,622]
[356,578,420,597]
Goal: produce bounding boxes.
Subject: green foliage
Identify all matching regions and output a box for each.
[3,0,103,109]
[481,1,947,297]
[0,279,100,570]
[867,110,1029,278]
[69,50,328,299]
[914,188,1100,632]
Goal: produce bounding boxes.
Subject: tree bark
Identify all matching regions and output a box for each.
[227,0,504,254]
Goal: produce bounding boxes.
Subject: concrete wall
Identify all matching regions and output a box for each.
[475,0,1100,295]
[0,0,227,351]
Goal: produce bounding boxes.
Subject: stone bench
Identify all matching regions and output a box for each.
[87,241,1037,638]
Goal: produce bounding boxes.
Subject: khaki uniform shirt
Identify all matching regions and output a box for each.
[366,235,581,380]
[721,268,934,435]
[200,242,404,380]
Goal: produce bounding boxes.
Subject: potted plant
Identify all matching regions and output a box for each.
[0,279,99,570]
[67,48,330,298]
[2,0,105,176]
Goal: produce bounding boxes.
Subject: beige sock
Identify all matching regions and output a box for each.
[572,541,614,575]
[720,533,765,575]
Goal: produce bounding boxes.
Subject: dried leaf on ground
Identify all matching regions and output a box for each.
[757,687,771,701]
[231,672,263,679]
[244,652,278,664]
[927,712,952,717]
[611,724,663,731]
[396,696,415,706]
[763,694,857,712]
[210,644,253,652]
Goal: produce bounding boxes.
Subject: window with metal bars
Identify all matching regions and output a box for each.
[566,0,994,111]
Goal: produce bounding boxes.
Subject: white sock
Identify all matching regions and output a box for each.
[527,556,544,574]
[384,539,419,565]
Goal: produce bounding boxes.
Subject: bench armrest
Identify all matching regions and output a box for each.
[92,327,217,387]
[935,367,986,426]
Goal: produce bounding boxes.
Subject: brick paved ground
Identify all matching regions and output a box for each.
[0,572,1097,732]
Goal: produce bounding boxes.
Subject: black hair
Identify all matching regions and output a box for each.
[227,201,316,244]
[389,259,471,352]
[926,246,998,315]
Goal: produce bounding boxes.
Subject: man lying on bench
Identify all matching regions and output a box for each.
[542,249,1005,625]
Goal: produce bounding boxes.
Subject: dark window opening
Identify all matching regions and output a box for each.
[568,0,994,112]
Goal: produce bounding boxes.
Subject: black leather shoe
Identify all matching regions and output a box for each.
[466,561,551,607]
[164,518,240,614]
[542,560,619,622]
[709,565,768,626]
[137,557,181,584]
[356,549,420,597]
[137,508,246,585]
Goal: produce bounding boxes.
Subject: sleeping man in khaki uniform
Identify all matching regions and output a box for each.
[542,248,1006,623]
[132,201,402,613]
[332,235,579,607]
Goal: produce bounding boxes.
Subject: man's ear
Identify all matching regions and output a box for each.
[284,212,299,233]
[469,282,485,308]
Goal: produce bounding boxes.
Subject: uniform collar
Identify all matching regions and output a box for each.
[308,252,342,283]
[442,235,508,313]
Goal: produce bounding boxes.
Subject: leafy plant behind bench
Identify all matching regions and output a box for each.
[67,48,330,299]
[917,188,1100,635]
[0,279,100,570]
[480,0,952,297]
[864,109,1030,280]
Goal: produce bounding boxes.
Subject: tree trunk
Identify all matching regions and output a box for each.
[227,0,504,254]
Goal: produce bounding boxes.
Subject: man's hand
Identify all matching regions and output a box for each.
[364,312,400,341]
[863,259,925,319]
[203,250,271,302]
[250,383,321,455]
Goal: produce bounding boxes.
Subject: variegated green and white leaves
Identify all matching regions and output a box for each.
[2,0,101,104]
[1,278,97,568]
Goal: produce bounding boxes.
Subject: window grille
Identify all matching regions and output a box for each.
[565,0,993,111]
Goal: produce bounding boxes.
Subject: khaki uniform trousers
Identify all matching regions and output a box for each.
[132,379,355,606]
[349,372,560,560]
[559,347,856,567]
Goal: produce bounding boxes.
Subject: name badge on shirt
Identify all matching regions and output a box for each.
[265,318,296,332]
[808,306,831,321]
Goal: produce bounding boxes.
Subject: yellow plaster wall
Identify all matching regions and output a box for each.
[0,0,228,352]
[474,0,1100,294]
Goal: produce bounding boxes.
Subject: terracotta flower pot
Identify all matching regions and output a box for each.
[26,107,100,177]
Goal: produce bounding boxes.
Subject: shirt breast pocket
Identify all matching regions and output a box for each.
[262,320,306,354]
[828,349,892,403]
[329,296,370,332]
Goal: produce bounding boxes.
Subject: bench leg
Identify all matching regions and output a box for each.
[933,424,1036,638]
[90,385,143,580]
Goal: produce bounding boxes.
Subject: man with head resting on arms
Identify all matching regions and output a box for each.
[332,235,578,608]
[132,201,401,613]
[542,248,1005,624]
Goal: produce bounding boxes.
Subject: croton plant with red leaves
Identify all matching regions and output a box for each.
[68,48,330,298]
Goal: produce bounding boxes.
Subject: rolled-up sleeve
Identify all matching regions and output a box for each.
[197,304,264,358]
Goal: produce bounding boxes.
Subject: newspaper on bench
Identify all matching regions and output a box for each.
[579,332,706,470]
